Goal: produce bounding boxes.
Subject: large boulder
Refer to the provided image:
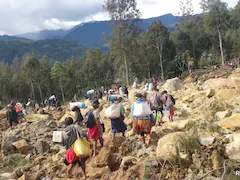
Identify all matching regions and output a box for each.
[163,77,183,91]
[34,140,50,155]
[128,88,144,104]
[182,91,206,103]
[215,89,238,101]
[156,132,187,158]
[202,78,234,90]
[216,114,240,129]
[2,136,21,156]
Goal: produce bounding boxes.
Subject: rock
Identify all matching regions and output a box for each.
[217,114,240,129]
[199,137,215,146]
[202,78,234,90]
[26,114,49,123]
[124,115,133,126]
[161,120,190,131]
[34,140,50,155]
[128,88,144,104]
[120,156,138,167]
[58,112,75,125]
[225,133,240,160]
[18,174,29,180]
[37,109,45,114]
[2,136,21,156]
[231,77,240,91]
[0,109,6,120]
[52,149,65,163]
[182,91,206,103]
[125,129,134,137]
[206,89,215,98]
[156,132,187,158]
[163,77,183,91]
[215,111,231,121]
[211,150,221,170]
[215,89,238,101]
[12,139,29,154]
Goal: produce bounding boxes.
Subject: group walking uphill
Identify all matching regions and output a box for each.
[51,86,175,179]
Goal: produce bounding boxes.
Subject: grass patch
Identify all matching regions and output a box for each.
[185,120,223,134]
[2,154,28,173]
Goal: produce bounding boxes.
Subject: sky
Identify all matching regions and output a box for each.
[0,0,238,35]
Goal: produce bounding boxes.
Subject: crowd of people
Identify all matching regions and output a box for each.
[60,83,175,179]
[4,80,175,179]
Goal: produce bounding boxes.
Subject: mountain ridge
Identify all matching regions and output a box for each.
[14,13,180,48]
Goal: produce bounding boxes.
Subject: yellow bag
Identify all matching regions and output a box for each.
[72,138,90,158]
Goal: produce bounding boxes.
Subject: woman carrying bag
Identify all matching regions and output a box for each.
[62,117,89,179]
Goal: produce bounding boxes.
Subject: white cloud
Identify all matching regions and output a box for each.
[0,0,238,35]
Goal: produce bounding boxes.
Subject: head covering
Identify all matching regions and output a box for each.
[10,100,14,105]
[92,100,100,107]
[135,93,143,98]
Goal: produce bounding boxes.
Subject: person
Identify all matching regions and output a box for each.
[72,106,84,126]
[10,100,15,107]
[161,90,175,122]
[123,86,129,98]
[86,100,103,157]
[149,88,163,125]
[131,93,153,145]
[6,104,19,128]
[26,98,34,113]
[110,97,127,142]
[62,117,88,179]
[97,90,103,99]
[152,77,157,86]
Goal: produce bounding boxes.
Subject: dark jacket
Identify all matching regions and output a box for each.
[7,108,18,121]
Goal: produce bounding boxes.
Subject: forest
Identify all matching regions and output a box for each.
[0,0,239,105]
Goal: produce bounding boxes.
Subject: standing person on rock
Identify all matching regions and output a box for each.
[161,90,175,122]
[6,104,19,129]
[110,97,127,142]
[62,117,88,179]
[131,93,154,145]
[86,100,104,157]
[72,106,84,126]
[149,88,163,125]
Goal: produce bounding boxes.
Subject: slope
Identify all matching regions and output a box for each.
[0,39,87,64]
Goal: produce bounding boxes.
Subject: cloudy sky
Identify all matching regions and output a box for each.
[0,0,237,35]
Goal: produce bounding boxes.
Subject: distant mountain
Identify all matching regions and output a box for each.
[16,13,179,48]
[17,29,68,41]
[0,39,87,64]
[0,35,29,41]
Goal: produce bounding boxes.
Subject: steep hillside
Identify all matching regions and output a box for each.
[0,39,87,64]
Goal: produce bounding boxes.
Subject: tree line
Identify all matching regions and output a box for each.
[0,0,239,104]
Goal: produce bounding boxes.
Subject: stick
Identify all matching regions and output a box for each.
[194,167,223,180]
[158,159,167,180]
[221,160,227,180]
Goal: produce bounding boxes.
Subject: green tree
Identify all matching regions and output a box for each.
[105,0,141,86]
[146,19,169,81]
[51,62,69,103]
[201,0,229,66]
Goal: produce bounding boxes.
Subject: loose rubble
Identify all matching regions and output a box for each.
[1,68,240,179]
